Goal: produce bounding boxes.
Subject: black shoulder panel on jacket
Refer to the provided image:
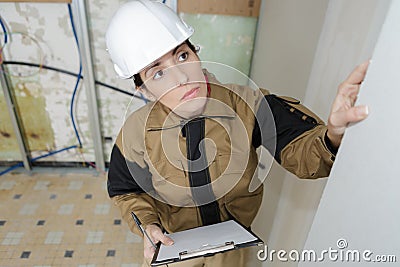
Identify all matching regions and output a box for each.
[252,94,318,163]
[107,145,153,197]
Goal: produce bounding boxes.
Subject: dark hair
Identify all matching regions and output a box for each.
[133,39,198,88]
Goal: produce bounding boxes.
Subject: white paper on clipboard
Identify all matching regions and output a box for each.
[153,220,260,264]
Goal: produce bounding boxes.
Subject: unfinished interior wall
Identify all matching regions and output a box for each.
[181,13,258,85]
[0,1,143,165]
[0,89,21,160]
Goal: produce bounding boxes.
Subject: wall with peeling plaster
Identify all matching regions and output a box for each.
[0,1,257,165]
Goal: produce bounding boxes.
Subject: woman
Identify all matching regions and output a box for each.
[105,1,369,266]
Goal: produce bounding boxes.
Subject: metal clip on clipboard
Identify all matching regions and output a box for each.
[178,241,235,260]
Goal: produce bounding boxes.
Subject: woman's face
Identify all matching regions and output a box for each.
[138,43,208,119]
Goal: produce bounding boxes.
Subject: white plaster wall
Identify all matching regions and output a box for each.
[250,0,391,266]
[250,0,329,100]
[300,2,400,264]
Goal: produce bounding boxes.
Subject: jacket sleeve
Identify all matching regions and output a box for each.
[252,90,337,179]
[108,133,160,237]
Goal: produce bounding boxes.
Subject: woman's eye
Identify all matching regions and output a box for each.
[178,52,188,62]
[153,70,164,80]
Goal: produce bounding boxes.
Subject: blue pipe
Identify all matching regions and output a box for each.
[0,145,78,176]
[68,4,83,148]
[0,17,8,44]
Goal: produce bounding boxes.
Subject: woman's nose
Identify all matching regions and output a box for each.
[170,64,189,86]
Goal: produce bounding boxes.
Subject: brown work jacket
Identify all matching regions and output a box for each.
[107,71,336,237]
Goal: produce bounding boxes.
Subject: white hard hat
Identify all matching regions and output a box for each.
[105,0,194,79]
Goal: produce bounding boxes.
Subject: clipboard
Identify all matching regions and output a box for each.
[151,220,264,266]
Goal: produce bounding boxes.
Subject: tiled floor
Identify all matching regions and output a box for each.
[0,170,143,267]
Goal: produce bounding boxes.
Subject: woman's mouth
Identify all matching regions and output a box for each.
[181,87,200,100]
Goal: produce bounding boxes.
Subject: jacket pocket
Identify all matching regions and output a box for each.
[215,152,262,226]
[151,159,194,207]
[213,153,249,202]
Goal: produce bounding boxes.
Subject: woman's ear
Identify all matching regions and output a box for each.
[138,86,156,102]
[133,80,155,102]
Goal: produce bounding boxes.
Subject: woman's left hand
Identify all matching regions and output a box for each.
[327,60,370,148]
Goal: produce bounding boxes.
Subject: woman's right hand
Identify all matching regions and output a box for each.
[143,224,174,260]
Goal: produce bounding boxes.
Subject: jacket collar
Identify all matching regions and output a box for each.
[146,70,236,131]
